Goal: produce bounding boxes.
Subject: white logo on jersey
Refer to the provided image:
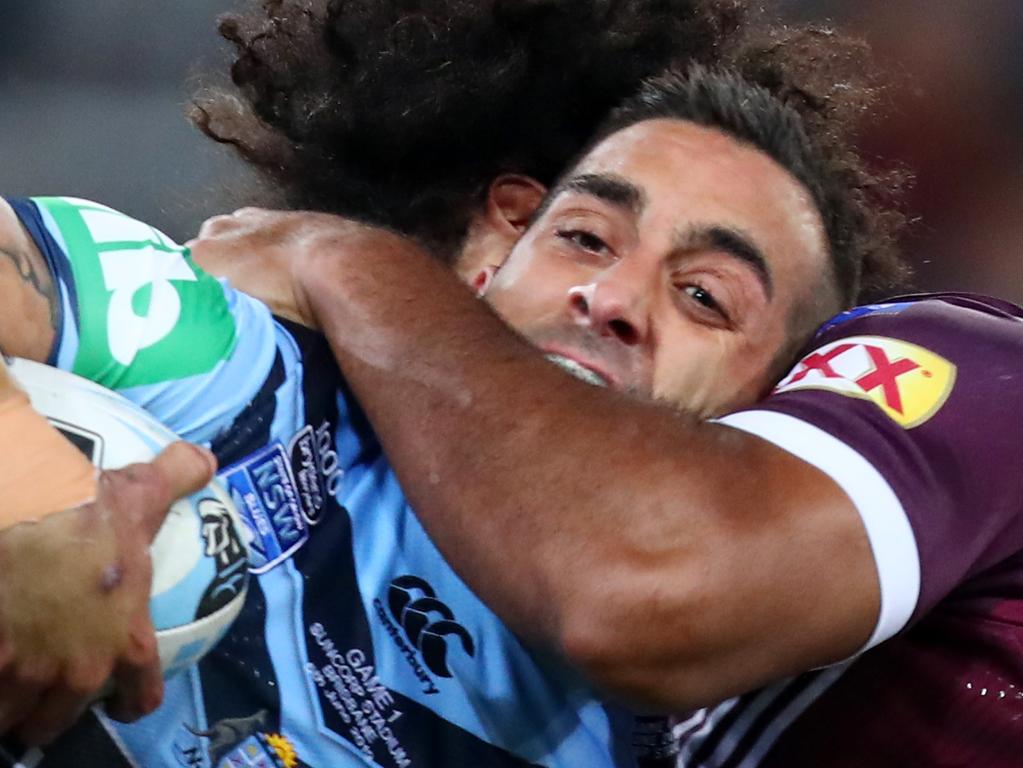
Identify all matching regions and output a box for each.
[98,246,197,366]
[80,208,198,366]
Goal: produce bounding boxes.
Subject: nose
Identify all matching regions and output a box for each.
[567,268,650,346]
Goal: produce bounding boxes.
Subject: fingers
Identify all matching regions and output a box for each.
[104,613,163,723]
[12,660,108,746]
[105,661,162,723]
[99,442,216,542]
[0,658,57,737]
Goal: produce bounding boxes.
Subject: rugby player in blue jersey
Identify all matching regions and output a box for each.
[0,3,909,767]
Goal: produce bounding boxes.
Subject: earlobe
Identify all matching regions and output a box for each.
[471,266,498,297]
[487,175,548,235]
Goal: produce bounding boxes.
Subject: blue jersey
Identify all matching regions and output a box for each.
[9,197,636,768]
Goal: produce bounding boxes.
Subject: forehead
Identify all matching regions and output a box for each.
[571,119,828,287]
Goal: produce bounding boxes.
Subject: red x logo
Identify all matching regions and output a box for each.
[786,343,857,385]
[855,345,919,414]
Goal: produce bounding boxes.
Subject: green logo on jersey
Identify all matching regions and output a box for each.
[37,197,237,389]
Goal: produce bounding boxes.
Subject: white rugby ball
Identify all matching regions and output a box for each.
[7,358,249,678]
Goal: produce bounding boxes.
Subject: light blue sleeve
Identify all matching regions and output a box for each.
[25,196,278,443]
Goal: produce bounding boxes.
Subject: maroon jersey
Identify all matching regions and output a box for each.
[680,293,1023,767]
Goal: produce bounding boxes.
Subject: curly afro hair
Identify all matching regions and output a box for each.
[192,0,909,304]
[193,0,749,246]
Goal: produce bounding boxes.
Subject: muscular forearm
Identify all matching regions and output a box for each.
[189,209,877,708]
[302,239,877,709]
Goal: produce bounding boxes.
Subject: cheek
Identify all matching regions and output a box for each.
[652,333,774,417]
[484,271,565,333]
[484,246,588,329]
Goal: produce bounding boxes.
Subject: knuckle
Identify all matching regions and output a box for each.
[124,626,158,667]
[64,662,108,698]
[120,464,172,506]
[197,214,233,237]
[98,468,128,496]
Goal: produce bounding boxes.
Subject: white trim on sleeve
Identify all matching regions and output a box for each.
[715,409,920,651]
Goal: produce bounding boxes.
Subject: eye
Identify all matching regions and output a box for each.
[556,229,611,256]
[679,283,731,323]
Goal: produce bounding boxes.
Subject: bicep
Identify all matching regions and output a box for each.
[0,198,58,361]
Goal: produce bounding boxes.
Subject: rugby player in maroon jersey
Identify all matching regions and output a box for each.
[195,78,1023,767]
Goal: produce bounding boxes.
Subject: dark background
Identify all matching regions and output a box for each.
[3,1,1021,301]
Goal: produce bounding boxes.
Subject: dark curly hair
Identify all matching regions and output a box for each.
[592,64,882,310]
[191,0,908,304]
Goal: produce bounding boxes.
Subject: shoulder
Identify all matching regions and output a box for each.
[772,293,1023,429]
[812,292,1023,354]
[27,197,247,387]
[722,293,1023,637]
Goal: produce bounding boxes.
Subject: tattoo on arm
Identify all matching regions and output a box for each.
[0,243,58,334]
[0,228,60,362]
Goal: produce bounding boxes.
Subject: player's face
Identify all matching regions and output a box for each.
[482,119,834,416]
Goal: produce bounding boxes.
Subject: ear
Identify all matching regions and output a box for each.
[470,265,498,297]
[485,174,548,236]
[455,174,548,284]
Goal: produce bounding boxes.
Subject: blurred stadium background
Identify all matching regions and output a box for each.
[2,1,1021,301]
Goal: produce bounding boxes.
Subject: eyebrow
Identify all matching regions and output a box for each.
[557,173,646,215]
[675,225,774,300]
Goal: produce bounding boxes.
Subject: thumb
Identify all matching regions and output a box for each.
[100,442,217,542]
[150,442,218,502]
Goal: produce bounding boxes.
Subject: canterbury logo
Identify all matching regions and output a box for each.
[387,575,475,678]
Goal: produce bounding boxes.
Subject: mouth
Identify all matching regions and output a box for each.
[543,352,612,388]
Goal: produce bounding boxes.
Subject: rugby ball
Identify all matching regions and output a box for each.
[7,358,249,678]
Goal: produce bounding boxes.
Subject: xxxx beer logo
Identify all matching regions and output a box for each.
[775,335,956,428]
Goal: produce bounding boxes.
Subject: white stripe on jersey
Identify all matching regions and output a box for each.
[716,410,919,651]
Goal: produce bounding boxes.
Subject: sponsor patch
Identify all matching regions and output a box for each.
[220,443,309,573]
[774,335,956,428]
[287,422,343,525]
[383,575,475,681]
